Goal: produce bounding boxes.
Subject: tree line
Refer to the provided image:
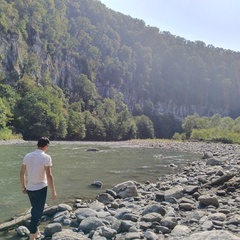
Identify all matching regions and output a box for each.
[0,76,158,140]
[173,114,240,144]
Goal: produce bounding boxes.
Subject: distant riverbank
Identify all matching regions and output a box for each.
[0,139,26,145]
[1,138,239,155]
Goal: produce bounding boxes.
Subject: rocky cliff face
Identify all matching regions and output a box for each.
[1,31,78,90]
[0,32,230,120]
[155,101,230,120]
[1,32,19,84]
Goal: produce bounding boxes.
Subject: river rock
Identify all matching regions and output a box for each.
[79,216,104,233]
[183,185,199,194]
[75,208,97,222]
[140,212,163,222]
[208,212,227,221]
[89,200,105,211]
[201,220,214,230]
[119,220,135,232]
[155,191,165,201]
[106,189,118,198]
[16,226,30,236]
[170,225,191,237]
[52,229,90,240]
[53,210,71,223]
[164,185,184,201]
[122,213,139,222]
[202,151,213,159]
[95,226,117,238]
[112,181,138,198]
[160,217,178,229]
[198,194,219,207]
[63,218,71,225]
[114,208,132,220]
[44,222,62,237]
[141,204,166,216]
[179,203,194,211]
[91,181,103,188]
[86,148,99,152]
[97,193,115,204]
[144,229,163,240]
[123,231,142,240]
[175,230,240,240]
[206,158,224,166]
[58,203,72,211]
[227,216,240,226]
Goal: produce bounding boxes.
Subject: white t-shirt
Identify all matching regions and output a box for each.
[23,149,52,191]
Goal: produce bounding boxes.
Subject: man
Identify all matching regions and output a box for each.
[20,137,57,240]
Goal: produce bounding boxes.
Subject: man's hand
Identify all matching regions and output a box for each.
[52,191,57,200]
[22,187,27,194]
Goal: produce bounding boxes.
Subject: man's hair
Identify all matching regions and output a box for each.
[37,137,50,148]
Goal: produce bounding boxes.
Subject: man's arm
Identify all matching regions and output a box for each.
[20,165,27,194]
[45,166,57,200]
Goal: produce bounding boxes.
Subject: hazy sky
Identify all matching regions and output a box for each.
[100,0,240,52]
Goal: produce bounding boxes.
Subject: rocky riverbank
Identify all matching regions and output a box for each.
[2,140,240,239]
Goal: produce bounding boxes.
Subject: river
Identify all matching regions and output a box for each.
[0,141,201,224]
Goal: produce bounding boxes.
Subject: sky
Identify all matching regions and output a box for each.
[100,0,240,52]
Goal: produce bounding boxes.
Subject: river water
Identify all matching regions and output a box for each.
[0,141,200,225]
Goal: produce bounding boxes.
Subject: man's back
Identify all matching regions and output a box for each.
[24,149,52,191]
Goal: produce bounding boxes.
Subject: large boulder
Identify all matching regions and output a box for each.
[202,152,213,159]
[206,158,224,166]
[97,193,115,204]
[58,203,72,211]
[140,212,163,222]
[78,216,104,234]
[44,223,62,237]
[164,185,184,201]
[75,208,97,222]
[142,204,166,216]
[170,225,191,237]
[198,194,219,207]
[52,229,89,240]
[16,226,30,237]
[170,230,240,240]
[112,181,138,198]
[95,226,117,239]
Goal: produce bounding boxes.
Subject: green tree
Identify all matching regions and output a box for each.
[208,114,221,128]
[218,117,234,131]
[135,115,154,139]
[115,109,137,140]
[233,117,240,133]
[84,110,106,140]
[73,74,98,110]
[97,98,117,140]
[16,75,36,96]
[0,84,19,113]
[154,114,182,139]
[67,102,86,140]
[14,88,67,139]
[0,98,8,128]
[196,117,209,129]
[132,104,143,116]
[182,114,199,138]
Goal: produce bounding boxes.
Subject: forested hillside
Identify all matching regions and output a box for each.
[0,0,240,140]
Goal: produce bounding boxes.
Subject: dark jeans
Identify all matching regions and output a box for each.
[27,186,47,234]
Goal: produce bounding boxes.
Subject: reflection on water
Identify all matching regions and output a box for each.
[0,141,201,224]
